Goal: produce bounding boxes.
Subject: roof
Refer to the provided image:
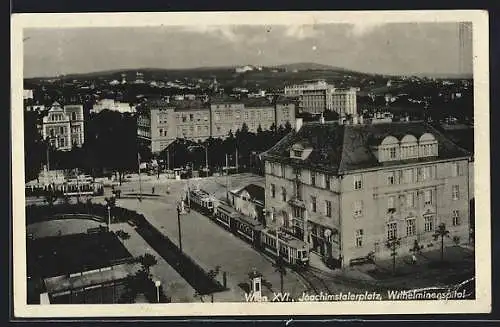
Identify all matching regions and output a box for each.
[27,232,133,278]
[44,262,141,294]
[234,183,265,202]
[263,121,471,174]
[171,100,209,111]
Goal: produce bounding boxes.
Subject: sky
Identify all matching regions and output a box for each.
[23,22,473,78]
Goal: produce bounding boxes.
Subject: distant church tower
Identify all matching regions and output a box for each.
[212,77,219,92]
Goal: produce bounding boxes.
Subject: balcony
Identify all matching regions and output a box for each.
[288,197,305,208]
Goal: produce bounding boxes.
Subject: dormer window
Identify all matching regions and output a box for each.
[290,142,313,160]
[389,147,397,159]
[377,133,439,163]
[419,133,438,157]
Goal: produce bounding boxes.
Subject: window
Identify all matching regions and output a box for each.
[325,176,331,190]
[406,218,416,236]
[270,184,276,198]
[387,222,398,239]
[424,189,433,205]
[355,229,363,248]
[353,200,363,217]
[451,163,460,177]
[293,207,303,219]
[281,187,287,202]
[424,215,435,232]
[422,166,433,181]
[389,147,397,159]
[325,200,332,217]
[387,171,396,185]
[406,192,415,208]
[293,150,303,158]
[311,196,317,213]
[71,112,77,121]
[388,196,396,210]
[417,167,423,182]
[354,175,362,190]
[452,210,461,226]
[452,185,460,200]
[311,172,316,186]
[403,169,414,184]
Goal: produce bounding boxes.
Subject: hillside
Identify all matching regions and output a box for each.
[274,62,355,72]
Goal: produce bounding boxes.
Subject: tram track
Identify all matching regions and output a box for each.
[295,267,332,295]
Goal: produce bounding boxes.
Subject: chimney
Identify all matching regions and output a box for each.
[319,113,325,124]
[295,118,303,131]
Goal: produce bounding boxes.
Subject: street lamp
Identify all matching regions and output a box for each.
[107,205,111,231]
[176,203,186,254]
[154,280,161,303]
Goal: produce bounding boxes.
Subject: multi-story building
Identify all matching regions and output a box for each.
[210,97,295,138]
[330,88,357,117]
[262,120,472,267]
[137,99,211,153]
[284,80,357,116]
[138,97,296,153]
[91,99,136,114]
[41,102,85,151]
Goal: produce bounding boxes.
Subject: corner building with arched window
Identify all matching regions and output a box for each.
[262,120,472,267]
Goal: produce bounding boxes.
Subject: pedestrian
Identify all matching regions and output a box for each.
[412,254,417,265]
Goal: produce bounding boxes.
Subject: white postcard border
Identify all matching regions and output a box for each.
[11,10,491,317]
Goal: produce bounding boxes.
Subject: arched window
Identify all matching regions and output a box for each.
[400,134,418,159]
[380,136,399,161]
[419,133,438,157]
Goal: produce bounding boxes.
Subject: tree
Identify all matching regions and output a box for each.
[138,253,158,276]
[273,256,286,294]
[86,197,93,214]
[44,190,58,207]
[24,111,44,182]
[385,237,401,274]
[206,265,221,303]
[433,223,451,263]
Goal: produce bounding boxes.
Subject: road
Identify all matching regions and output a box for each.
[117,197,309,301]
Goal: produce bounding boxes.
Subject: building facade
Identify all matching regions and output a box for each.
[210,98,295,139]
[229,183,266,221]
[262,121,472,267]
[91,99,136,114]
[284,80,357,117]
[138,97,296,153]
[41,102,85,151]
[137,99,211,153]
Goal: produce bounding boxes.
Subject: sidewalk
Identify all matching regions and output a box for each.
[352,245,475,289]
[112,222,196,303]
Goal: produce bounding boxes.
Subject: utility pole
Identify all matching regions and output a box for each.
[225,153,229,201]
[138,153,142,201]
[205,145,209,175]
[177,204,183,254]
[167,149,170,171]
[235,147,239,173]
